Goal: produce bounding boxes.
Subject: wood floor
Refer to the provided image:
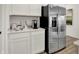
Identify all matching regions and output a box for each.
[57,36,78,54]
[43,36,78,54]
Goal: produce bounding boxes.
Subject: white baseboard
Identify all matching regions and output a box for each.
[66,35,79,39]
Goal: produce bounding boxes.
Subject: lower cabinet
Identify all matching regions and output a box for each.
[8,37,31,54]
[31,31,45,53]
[8,29,45,54]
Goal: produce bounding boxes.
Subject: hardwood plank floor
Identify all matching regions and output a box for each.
[57,36,78,54]
[43,36,78,54]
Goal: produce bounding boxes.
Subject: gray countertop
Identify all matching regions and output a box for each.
[8,28,45,34]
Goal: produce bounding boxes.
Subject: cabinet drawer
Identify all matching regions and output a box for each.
[9,32,30,39]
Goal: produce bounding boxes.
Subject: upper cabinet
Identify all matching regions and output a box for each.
[10,4,41,16]
[11,5,30,15]
[30,5,41,16]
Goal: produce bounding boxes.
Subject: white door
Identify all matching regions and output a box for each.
[8,37,30,54]
[31,31,45,53]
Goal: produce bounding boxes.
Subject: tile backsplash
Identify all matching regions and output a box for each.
[10,15,40,29]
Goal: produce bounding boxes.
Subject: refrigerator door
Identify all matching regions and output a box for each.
[49,5,58,15]
[57,16,66,49]
[49,15,57,28]
[48,16,59,53]
[49,30,59,53]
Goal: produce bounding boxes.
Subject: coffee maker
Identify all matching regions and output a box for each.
[32,20,38,29]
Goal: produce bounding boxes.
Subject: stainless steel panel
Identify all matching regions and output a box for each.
[49,31,58,39]
[58,38,66,50]
[48,5,66,16]
[47,5,66,53]
[48,29,59,53]
[57,15,66,50]
[58,6,66,15]
[57,16,66,33]
[58,32,66,39]
[49,42,58,53]
[49,32,58,43]
[49,5,58,15]
[49,16,57,28]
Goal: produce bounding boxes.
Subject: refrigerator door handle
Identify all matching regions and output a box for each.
[56,14,59,34]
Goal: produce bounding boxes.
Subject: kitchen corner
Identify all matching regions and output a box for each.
[7,10,45,54]
[8,27,45,54]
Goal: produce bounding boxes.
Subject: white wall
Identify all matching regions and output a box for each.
[0,5,2,31]
[57,4,79,39]
[0,5,2,53]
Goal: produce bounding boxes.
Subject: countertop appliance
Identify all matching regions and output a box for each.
[40,5,66,54]
[32,20,38,29]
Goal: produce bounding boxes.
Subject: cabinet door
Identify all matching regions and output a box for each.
[8,37,30,54]
[11,4,30,15]
[30,4,41,16]
[31,31,45,53]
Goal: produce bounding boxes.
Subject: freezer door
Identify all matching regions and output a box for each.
[48,31,59,53]
[49,15,57,28]
[48,15,59,53]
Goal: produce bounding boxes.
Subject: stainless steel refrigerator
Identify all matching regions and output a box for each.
[40,5,66,54]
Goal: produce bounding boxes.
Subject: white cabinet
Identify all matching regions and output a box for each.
[8,38,30,54]
[8,29,45,54]
[11,5,30,15]
[11,4,41,16]
[8,32,31,54]
[30,5,41,16]
[31,30,45,53]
